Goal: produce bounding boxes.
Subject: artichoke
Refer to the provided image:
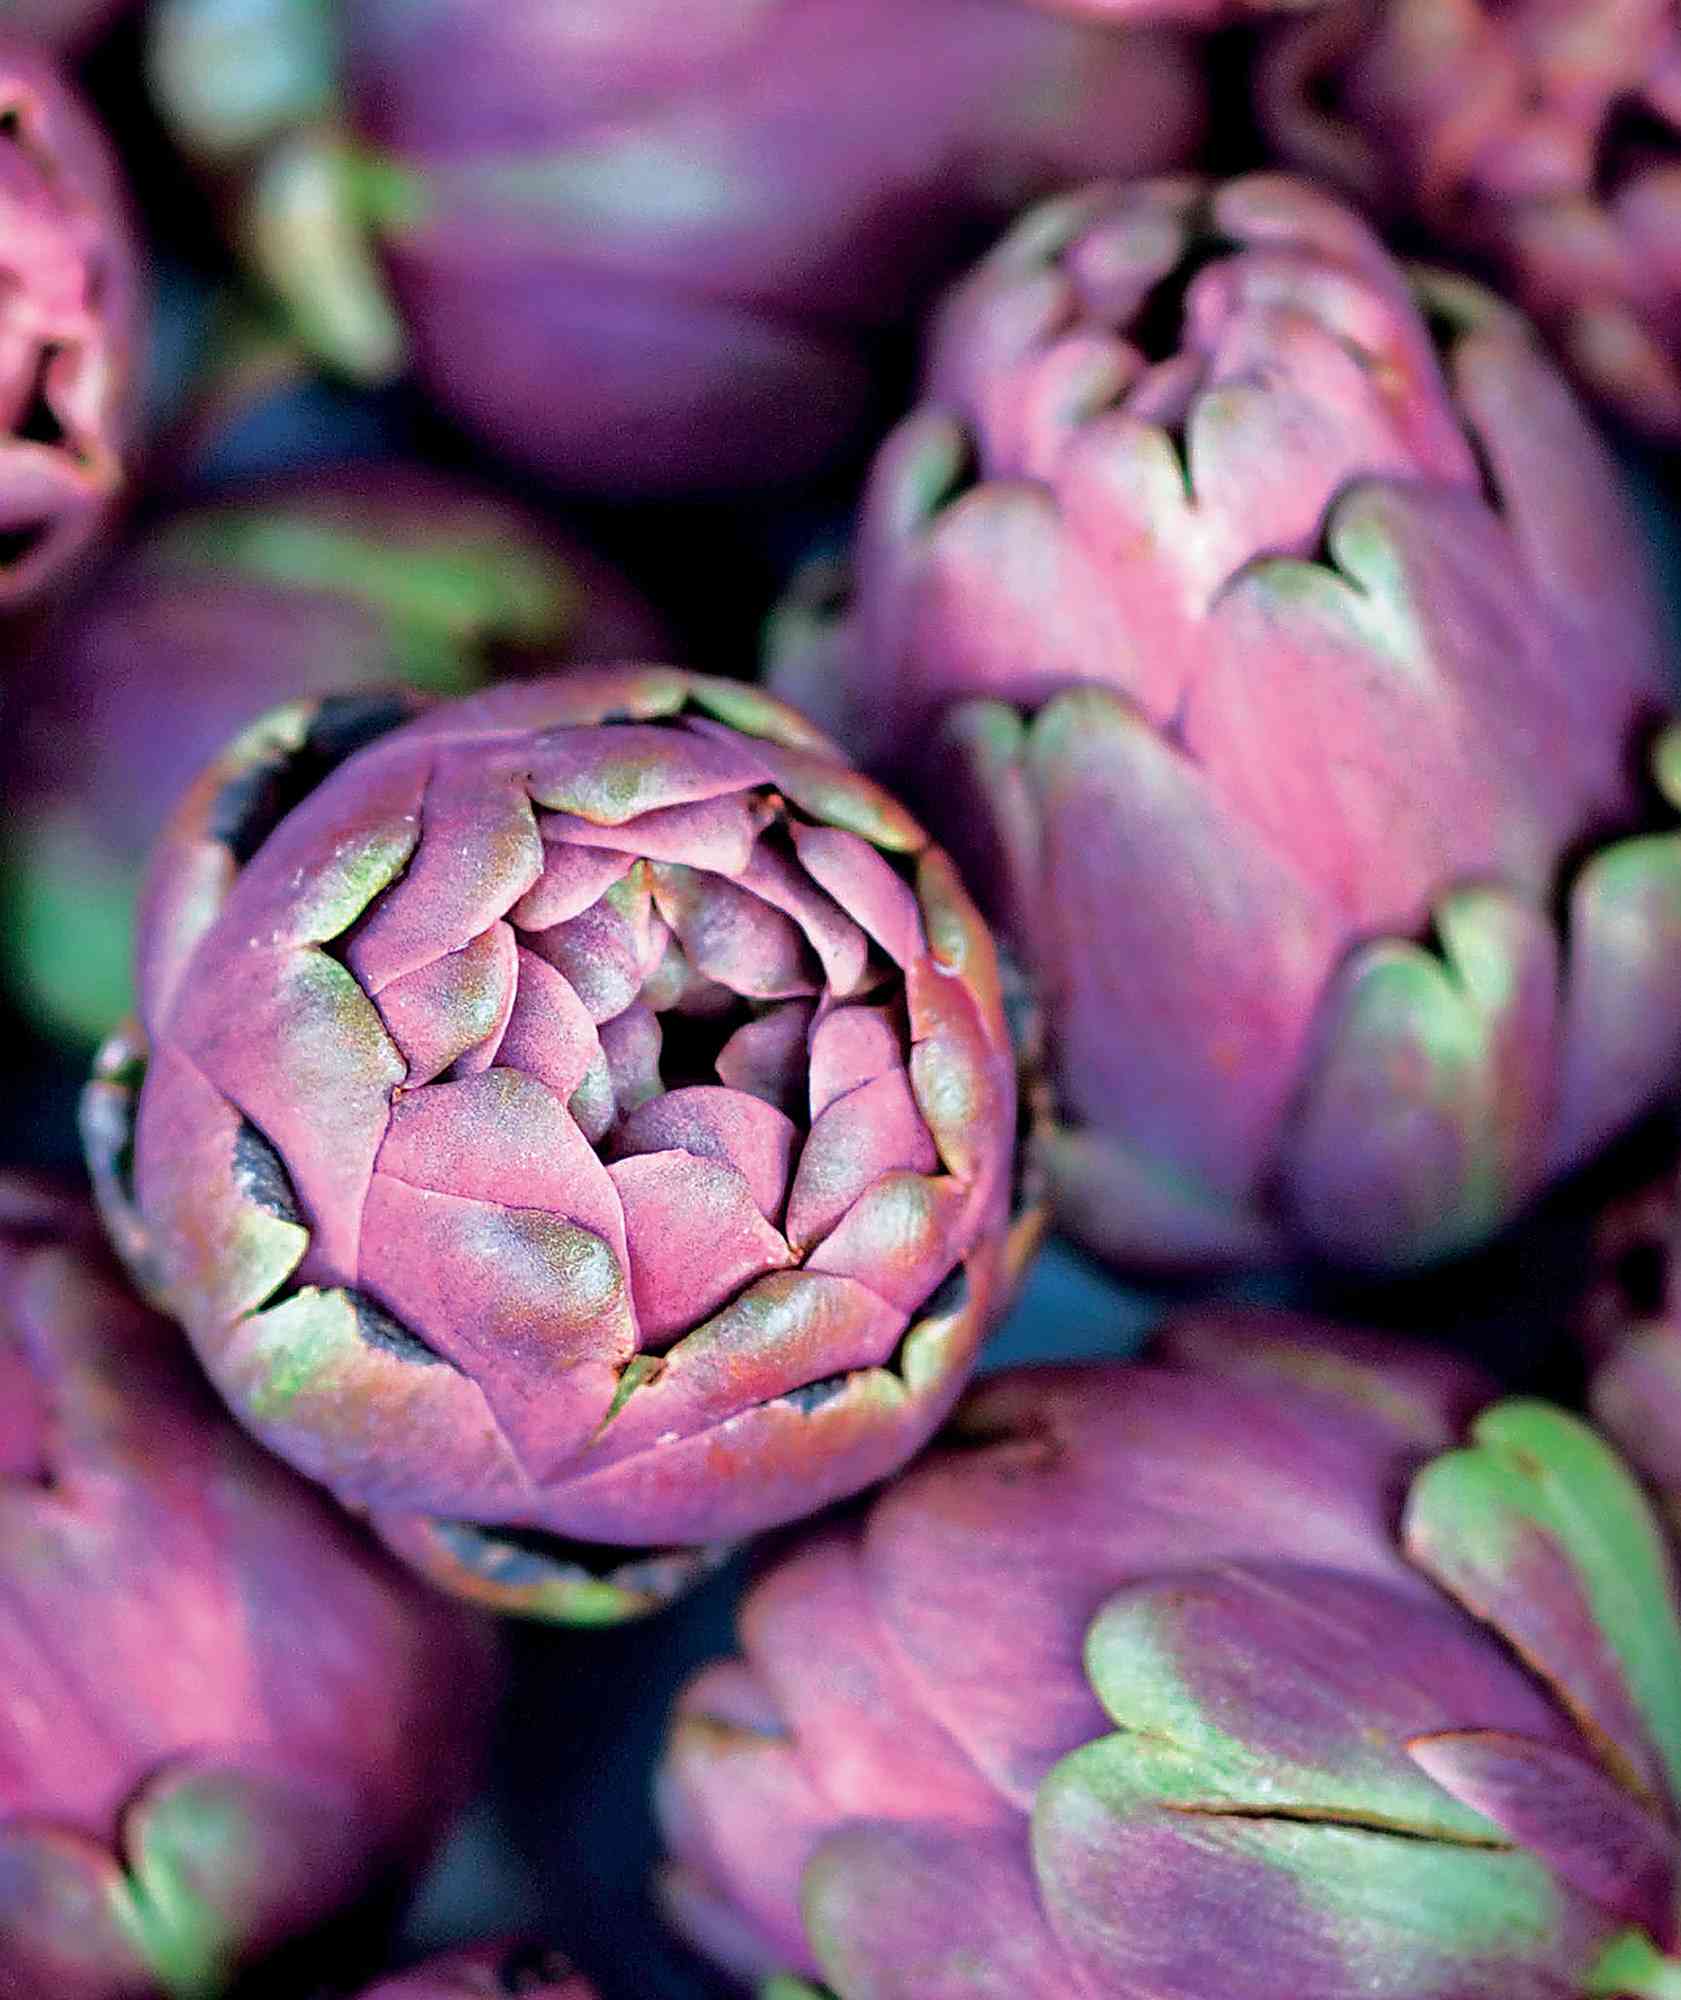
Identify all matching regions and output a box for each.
[1,463,664,1048]
[772,172,1681,1272]
[0,1177,495,2000]
[0,43,141,605]
[1261,0,1681,437]
[1581,1158,1681,1524]
[350,1945,596,1999]
[660,1309,1681,1999]
[84,668,1034,1623]
[144,0,1203,491]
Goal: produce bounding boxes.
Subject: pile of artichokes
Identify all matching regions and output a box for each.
[3,3,1681,1997]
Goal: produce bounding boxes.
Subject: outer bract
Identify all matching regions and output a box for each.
[772,172,1681,1272]
[351,1945,597,2000]
[660,1309,1681,1999]
[1581,1159,1681,1523]
[1261,0,1681,437]
[1,464,665,1047]
[0,43,141,604]
[145,0,1203,491]
[83,669,1032,1623]
[0,1178,495,2000]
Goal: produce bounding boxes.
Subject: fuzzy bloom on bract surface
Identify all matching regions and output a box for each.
[1260,0,1681,439]
[0,42,142,605]
[0,1177,496,2000]
[1581,1155,1681,1523]
[772,171,1681,1274]
[83,668,1034,1624]
[144,0,1204,493]
[0,461,667,1049]
[349,1944,597,2000]
[659,1308,1681,1999]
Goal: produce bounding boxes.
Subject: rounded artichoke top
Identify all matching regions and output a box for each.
[660,1309,1681,1999]
[88,668,1030,1618]
[353,1945,597,2000]
[1261,0,1681,436]
[0,1176,494,2000]
[771,170,1681,1273]
[0,41,142,606]
[788,172,1668,941]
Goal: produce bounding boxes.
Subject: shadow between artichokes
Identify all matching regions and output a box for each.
[347,1943,598,2000]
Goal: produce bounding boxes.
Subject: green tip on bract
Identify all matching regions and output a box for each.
[1407,1399,1681,1807]
[1587,1931,1681,1998]
[688,676,836,755]
[247,136,409,382]
[1407,265,1524,343]
[152,510,578,685]
[1,817,137,1046]
[1651,724,1681,814]
[114,1790,251,2000]
[531,1574,674,1628]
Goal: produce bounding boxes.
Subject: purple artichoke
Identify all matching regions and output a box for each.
[660,1308,1681,1998]
[84,668,1034,1622]
[1,463,665,1047]
[1581,1159,1681,1523]
[146,0,1203,492]
[350,1945,596,2000]
[0,1176,496,2000]
[1261,0,1681,438]
[0,43,141,605]
[772,172,1681,1272]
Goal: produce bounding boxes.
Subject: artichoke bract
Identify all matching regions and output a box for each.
[145,0,1203,492]
[352,1946,596,1999]
[84,669,1032,1623]
[773,172,1681,1272]
[1261,0,1681,438]
[1581,1161,1681,1523]
[0,1178,495,2000]
[1,463,664,1048]
[0,43,141,604]
[660,1309,1681,1999]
